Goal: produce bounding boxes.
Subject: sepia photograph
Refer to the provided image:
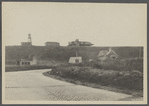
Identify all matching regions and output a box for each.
[2,2,147,104]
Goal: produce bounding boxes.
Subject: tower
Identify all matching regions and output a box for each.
[21,34,32,46]
[76,52,78,57]
[28,34,32,43]
[75,39,80,46]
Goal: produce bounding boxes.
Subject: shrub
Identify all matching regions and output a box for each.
[50,65,143,91]
[92,58,143,72]
[5,65,55,72]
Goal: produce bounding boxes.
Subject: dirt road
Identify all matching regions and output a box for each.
[5,69,134,101]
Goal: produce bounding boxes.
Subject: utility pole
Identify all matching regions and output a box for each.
[76,51,78,57]
[139,47,142,59]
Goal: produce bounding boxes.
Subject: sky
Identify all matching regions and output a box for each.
[2,2,147,46]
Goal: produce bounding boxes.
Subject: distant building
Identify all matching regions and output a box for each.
[17,59,37,66]
[69,52,82,63]
[21,34,32,46]
[68,39,93,47]
[17,59,32,66]
[21,42,32,46]
[69,57,82,63]
[45,42,60,47]
[97,48,118,60]
[17,56,37,66]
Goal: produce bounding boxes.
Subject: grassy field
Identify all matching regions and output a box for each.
[43,70,143,96]
[92,58,143,72]
[43,58,143,96]
[5,46,143,96]
[5,57,143,97]
[6,46,143,62]
[5,65,55,72]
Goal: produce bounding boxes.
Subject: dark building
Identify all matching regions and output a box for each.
[17,59,32,66]
[68,39,93,47]
[21,34,32,46]
[21,42,32,46]
[45,42,60,47]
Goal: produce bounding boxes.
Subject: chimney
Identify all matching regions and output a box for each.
[76,52,78,57]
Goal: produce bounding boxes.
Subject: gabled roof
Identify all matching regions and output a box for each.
[97,49,118,57]
[106,50,118,57]
[97,50,109,57]
[69,57,82,60]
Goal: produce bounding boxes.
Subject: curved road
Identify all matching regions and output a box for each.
[5,69,138,101]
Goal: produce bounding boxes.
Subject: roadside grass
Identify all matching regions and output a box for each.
[92,58,143,73]
[43,58,143,97]
[5,65,55,72]
[6,58,143,97]
[43,69,143,97]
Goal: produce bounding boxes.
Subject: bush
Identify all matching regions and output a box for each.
[92,58,143,72]
[50,66,143,91]
[5,65,55,72]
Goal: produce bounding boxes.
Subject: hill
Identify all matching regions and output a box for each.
[5,46,143,63]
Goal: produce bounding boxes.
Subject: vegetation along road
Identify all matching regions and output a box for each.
[5,69,141,101]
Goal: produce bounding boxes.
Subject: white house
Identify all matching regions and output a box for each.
[97,48,118,60]
[69,57,82,63]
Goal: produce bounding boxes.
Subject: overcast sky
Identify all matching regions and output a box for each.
[2,2,147,46]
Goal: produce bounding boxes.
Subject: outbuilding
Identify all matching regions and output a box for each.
[19,59,32,66]
[69,57,82,63]
[45,42,60,47]
[17,58,37,66]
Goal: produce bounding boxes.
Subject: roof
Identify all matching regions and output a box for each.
[97,50,118,57]
[69,57,82,63]
[68,40,93,46]
[20,59,32,61]
[97,50,109,57]
[106,50,118,57]
[45,42,59,44]
[21,42,32,45]
[69,57,82,60]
